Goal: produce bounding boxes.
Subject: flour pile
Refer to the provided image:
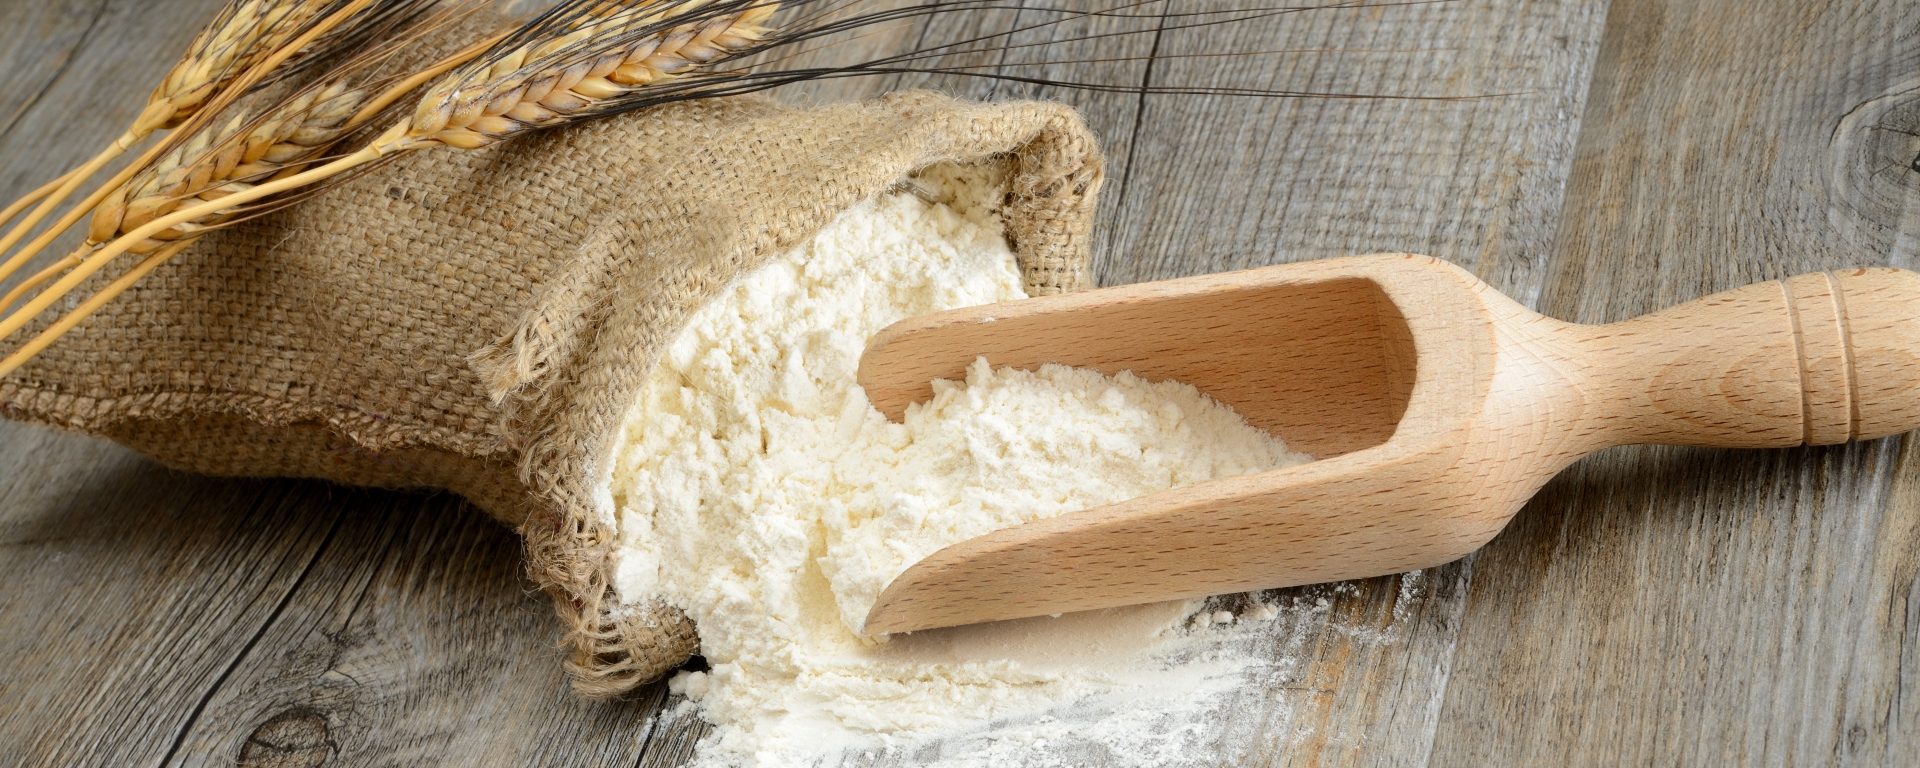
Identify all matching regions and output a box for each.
[605,175,1314,766]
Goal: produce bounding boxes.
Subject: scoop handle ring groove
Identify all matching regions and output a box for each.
[1568,268,1920,450]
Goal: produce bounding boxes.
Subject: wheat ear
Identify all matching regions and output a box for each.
[0,24,504,316]
[0,0,335,254]
[97,83,372,251]
[90,27,511,251]
[20,0,338,208]
[0,0,388,284]
[0,84,372,314]
[400,0,780,149]
[0,0,779,376]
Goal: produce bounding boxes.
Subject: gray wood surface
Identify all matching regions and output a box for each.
[1432,1,1920,764]
[0,0,1912,765]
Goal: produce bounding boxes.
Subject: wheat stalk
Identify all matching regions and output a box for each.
[0,171,80,231]
[0,12,510,317]
[12,241,196,370]
[0,0,340,236]
[0,83,371,314]
[0,15,502,302]
[0,0,417,288]
[0,0,783,376]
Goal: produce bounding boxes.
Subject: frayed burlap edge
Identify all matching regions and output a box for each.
[483,92,1105,697]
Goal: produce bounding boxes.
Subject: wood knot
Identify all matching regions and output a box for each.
[238,707,334,768]
[1828,78,1920,252]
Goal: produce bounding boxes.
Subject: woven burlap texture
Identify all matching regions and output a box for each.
[0,89,1102,696]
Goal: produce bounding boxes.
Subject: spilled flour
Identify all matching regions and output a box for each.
[606,176,1315,766]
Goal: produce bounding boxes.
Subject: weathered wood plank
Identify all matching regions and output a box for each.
[1106,0,1605,299]
[1430,0,1920,764]
[162,492,671,767]
[0,426,341,768]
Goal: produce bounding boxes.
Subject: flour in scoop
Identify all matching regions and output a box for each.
[605,172,1314,766]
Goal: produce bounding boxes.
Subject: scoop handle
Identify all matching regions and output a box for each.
[1577,268,1920,448]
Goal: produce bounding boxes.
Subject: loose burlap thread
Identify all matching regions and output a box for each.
[0,85,1102,694]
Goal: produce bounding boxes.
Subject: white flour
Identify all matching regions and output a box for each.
[606,178,1314,766]
[819,358,1306,635]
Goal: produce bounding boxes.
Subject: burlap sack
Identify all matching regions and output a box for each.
[7,49,1113,702]
[0,85,1102,694]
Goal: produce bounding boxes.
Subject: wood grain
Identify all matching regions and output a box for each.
[162,492,671,768]
[1430,0,1920,764]
[1045,2,1609,763]
[857,258,1920,634]
[0,424,338,767]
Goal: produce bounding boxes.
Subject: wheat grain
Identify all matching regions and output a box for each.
[400,0,778,150]
[0,0,405,287]
[0,1,494,293]
[140,0,440,132]
[0,79,376,315]
[136,0,339,135]
[96,82,368,251]
[1,0,802,377]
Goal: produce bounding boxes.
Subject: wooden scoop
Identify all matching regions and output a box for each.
[855,254,1920,635]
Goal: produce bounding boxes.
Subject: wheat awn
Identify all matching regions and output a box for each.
[0,0,432,286]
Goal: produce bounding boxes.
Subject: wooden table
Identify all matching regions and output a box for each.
[4,0,1917,764]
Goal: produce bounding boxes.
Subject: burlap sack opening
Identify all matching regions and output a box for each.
[0,85,1102,695]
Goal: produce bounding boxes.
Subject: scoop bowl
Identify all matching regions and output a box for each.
[856,254,1920,635]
